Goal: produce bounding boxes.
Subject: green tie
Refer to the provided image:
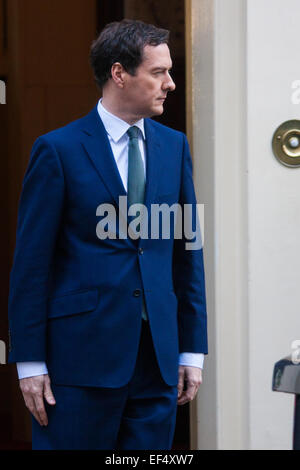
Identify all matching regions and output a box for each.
[127,126,148,321]
[127,126,145,208]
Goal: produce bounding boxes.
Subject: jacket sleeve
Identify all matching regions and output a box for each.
[8,136,65,363]
[173,133,208,354]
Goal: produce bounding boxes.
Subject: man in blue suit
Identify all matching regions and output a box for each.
[8,19,208,449]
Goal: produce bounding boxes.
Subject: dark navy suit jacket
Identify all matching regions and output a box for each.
[8,105,208,387]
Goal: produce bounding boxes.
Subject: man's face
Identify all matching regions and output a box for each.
[122,44,176,119]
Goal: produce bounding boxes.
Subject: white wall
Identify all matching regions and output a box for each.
[247,0,300,449]
[189,0,300,449]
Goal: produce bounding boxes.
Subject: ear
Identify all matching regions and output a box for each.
[111,62,126,88]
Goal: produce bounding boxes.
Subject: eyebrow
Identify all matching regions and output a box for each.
[151,66,173,72]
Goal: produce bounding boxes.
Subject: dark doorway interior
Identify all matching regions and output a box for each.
[0,0,189,450]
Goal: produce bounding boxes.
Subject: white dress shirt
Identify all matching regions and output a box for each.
[17,99,204,379]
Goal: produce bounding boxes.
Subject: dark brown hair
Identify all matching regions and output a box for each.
[89,19,170,88]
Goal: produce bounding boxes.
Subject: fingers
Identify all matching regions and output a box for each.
[32,392,48,426]
[19,374,55,426]
[177,366,203,406]
[177,382,197,405]
[43,375,56,406]
[23,395,43,426]
[177,368,185,399]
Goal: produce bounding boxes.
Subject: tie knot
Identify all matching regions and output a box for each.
[127,126,140,140]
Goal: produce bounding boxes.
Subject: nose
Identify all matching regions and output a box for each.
[163,72,176,92]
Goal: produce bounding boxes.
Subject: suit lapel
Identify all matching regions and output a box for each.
[80,106,162,241]
[143,118,161,211]
[80,106,127,207]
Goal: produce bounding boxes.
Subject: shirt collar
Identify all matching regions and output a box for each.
[97,98,145,143]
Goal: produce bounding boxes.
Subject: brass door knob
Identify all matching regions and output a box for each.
[272,120,300,167]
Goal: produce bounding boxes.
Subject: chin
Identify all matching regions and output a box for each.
[151,105,164,116]
[144,104,164,119]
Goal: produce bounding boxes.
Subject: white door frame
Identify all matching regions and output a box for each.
[185,0,249,449]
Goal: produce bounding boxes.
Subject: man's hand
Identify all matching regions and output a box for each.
[19,374,56,426]
[177,365,202,405]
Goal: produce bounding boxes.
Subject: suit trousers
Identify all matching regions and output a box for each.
[32,319,179,450]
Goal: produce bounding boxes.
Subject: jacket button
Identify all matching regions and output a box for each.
[133,289,141,297]
[138,248,144,255]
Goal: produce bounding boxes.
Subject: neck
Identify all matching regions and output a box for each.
[101,96,143,126]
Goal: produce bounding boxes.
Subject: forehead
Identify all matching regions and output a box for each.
[140,44,172,69]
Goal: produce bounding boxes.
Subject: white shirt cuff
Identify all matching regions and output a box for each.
[16,354,204,379]
[179,353,204,369]
[17,361,48,379]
